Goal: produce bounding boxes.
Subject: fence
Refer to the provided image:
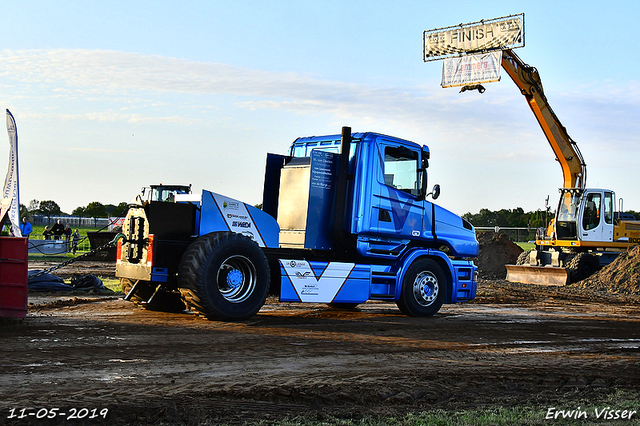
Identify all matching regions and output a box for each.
[27,236,92,255]
[31,215,114,228]
[475,226,539,243]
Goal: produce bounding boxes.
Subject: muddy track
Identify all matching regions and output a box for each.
[1,280,639,425]
[27,260,116,281]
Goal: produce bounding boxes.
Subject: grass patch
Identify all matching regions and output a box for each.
[28,254,76,261]
[256,408,546,426]
[241,389,640,426]
[27,225,114,256]
[101,277,121,293]
[30,225,104,237]
[516,242,535,251]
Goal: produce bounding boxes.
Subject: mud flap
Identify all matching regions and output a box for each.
[505,265,569,286]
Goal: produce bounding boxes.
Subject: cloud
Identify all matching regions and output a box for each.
[66,146,135,153]
[1,49,363,98]
[4,48,637,140]
[3,48,640,214]
[19,109,200,124]
[3,49,639,192]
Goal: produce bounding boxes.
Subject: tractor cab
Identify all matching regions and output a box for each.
[141,184,192,203]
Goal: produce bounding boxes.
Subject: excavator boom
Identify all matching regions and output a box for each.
[500,49,587,190]
[501,49,591,285]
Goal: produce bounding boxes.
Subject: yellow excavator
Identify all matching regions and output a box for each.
[497,49,640,285]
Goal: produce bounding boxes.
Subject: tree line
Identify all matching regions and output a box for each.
[462,207,640,228]
[22,199,129,220]
[20,199,640,226]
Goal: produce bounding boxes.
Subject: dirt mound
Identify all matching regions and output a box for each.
[476,232,523,279]
[571,245,640,295]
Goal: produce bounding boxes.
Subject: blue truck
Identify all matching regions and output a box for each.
[116,127,478,320]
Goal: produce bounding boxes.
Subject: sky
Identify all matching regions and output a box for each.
[1,0,639,217]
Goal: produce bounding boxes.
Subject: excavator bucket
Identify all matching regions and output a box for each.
[505,265,569,286]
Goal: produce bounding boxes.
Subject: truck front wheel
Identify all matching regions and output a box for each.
[397,258,445,317]
[178,232,270,321]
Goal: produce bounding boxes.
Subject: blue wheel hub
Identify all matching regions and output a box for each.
[423,283,434,298]
[413,271,438,306]
[226,269,244,288]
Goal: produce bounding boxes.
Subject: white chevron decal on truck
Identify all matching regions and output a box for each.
[280,260,355,303]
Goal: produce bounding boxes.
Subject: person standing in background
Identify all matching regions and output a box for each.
[51,220,64,240]
[71,229,81,255]
[20,217,33,239]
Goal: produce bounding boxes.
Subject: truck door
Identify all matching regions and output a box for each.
[579,190,613,242]
[375,144,425,240]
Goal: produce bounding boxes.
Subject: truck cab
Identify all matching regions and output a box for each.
[265,131,477,259]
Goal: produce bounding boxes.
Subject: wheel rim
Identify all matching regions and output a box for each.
[216,255,256,303]
[412,271,439,307]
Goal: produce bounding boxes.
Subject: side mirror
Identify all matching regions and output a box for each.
[429,184,440,200]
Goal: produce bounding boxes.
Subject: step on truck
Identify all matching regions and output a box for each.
[116,127,478,320]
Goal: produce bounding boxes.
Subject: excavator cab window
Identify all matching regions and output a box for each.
[582,193,602,231]
[556,190,581,239]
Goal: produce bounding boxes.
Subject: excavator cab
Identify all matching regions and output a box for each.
[555,189,582,240]
[551,188,615,244]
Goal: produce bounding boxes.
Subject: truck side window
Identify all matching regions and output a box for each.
[383,147,419,197]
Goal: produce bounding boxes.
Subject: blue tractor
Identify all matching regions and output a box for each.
[116,127,478,320]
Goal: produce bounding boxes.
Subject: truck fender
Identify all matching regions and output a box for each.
[394,249,455,303]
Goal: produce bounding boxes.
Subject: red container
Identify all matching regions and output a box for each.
[0,237,28,318]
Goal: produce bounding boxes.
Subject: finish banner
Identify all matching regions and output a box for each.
[424,13,524,62]
[441,51,502,88]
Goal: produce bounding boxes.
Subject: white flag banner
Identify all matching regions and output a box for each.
[1,109,21,237]
[441,51,502,88]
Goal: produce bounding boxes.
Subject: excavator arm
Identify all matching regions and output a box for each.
[500,49,587,190]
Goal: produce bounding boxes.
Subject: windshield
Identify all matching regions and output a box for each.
[556,190,582,239]
[557,191,580,222]
[147,186,191,202]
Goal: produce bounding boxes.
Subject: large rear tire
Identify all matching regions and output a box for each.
[396,258,446,317]
[178,232,270,321]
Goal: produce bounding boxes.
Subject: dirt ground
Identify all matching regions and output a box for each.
[2,245,640,425]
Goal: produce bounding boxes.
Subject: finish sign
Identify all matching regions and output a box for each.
[423,13,524,62]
